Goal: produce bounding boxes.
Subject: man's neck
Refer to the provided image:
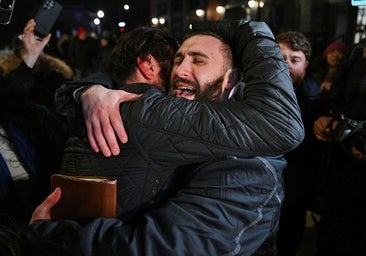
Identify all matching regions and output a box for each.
[125,72,150,85]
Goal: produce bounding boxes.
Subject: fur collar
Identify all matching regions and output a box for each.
[0,52,73,79]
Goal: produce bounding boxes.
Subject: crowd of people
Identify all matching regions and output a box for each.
[0,12,365,256]
[23,26,116,81]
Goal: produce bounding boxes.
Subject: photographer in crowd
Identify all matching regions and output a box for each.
[313,39,366,255]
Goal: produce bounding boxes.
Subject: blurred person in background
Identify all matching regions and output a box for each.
[310,41,347,104]
[56,33,71,64]
[67,27,100,79]
[0,32,73,118]
[313,39,366,256]
[0,19,68,225]
[275,31,324,256]
[99,30,115,63]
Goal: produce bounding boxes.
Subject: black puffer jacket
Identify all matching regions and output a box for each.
[56,21,304,219]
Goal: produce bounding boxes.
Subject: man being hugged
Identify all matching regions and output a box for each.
[22,20,303,256]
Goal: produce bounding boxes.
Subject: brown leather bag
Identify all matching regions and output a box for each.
[50,174,117,220]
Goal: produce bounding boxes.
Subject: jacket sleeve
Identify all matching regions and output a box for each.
[2,61,34,93]
[123,21,304,158]
[20,214,235,256]
[55,72,114,117]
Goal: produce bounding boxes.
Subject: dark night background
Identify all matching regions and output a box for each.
[0,0,361,56]
[0,0,150,49]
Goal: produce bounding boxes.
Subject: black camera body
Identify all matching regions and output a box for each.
[332,115,366,155]
[332,115,357,142]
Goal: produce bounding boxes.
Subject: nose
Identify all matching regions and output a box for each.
[174,58,192,79]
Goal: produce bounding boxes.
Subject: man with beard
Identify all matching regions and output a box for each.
[22,20,304,255]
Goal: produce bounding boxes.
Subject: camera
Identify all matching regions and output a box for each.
[332,115,365,142]
[331,115,366,157]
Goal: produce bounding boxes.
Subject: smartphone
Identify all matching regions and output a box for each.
[34,0,63,37]
[0,0,16,25]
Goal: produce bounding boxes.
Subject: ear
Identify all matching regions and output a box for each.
[222,68,242,90]
[221,68,242,100]
[137,55,155,79]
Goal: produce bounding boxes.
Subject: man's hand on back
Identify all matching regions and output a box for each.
[81,85,141,157]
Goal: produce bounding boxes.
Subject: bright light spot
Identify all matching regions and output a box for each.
[151,18,158,25]
[124,4,129,10]
[196,9,205,17]
[259,1,264,8]
[118,21,126,27]
[216,6,225,14]
[97,10,104,18]
[189,24,193,30]
[94,18,100,25]
[248,0,256,8]
[159,17,165,24]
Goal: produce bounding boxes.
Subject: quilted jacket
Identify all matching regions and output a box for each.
[55,21,304,220]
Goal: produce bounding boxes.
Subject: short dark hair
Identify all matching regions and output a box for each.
[276,31,312,60]
[103,26,179,88]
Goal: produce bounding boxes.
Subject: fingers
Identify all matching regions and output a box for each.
[81,87,141,157]
[23,19,51,45]
[30,187,61,224]
[109,92,141,148]
[41,33,52,46]
[101,113,120,156]
[105,92,141,155]
[23,19,37,43]
[351,147,366,161]
[86,109,119,157]
[314,133,329,142]
[313,116,334,141]
[24,19,35,33]
[86,118,102,154]
[110,112,127,145]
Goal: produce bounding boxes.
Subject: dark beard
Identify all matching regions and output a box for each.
[195,77,224,101]
[171,77,224,101]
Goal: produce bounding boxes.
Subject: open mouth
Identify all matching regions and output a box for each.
[175,86,197,97]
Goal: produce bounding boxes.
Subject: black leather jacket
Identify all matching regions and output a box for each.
[55,21,304,218]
